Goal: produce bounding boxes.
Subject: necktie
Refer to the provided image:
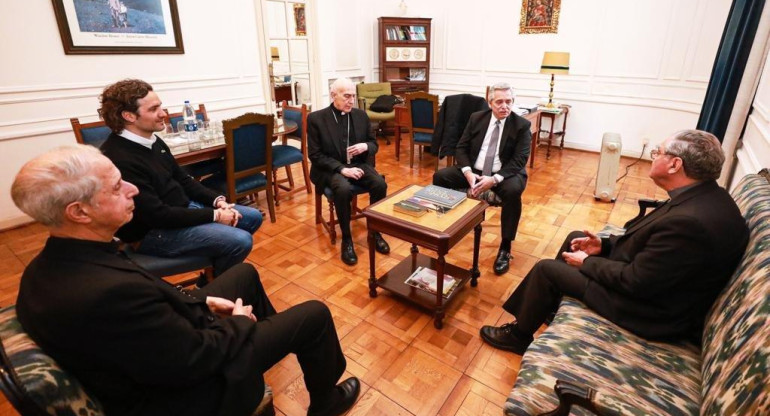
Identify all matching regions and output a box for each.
[482,121,501,176]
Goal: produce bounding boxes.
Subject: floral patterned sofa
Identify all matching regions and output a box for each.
[504,171,770,416]
[0,305,275,416]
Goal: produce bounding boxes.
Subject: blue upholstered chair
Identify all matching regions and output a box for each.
[163,104,224,179]
[69,117,214,285]
[202,113,276,223]
[70,118,112,148]
[272,101,311,204]
[405,91,439,168]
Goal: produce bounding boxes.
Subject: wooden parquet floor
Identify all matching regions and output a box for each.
[0,140,666,415]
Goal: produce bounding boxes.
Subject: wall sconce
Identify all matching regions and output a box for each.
[540,51,570,108]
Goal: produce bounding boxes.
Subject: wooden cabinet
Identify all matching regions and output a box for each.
[378,17,431,95]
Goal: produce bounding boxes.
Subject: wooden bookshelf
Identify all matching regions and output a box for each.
[378,17,432,95]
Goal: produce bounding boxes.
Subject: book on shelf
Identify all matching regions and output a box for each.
[404,267,458,297]
[414,185,467,209]
[393,200,428,217]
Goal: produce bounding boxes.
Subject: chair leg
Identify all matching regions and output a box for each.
[410,140,415,168]
[302,160,311,194]
[315,191,323,224]
[272,171,280,206]
[328,198,337,244]
[285,166,295,189]
[265,183,277,223]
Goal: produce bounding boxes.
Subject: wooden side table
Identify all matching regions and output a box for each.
[538,105,570,160]
[364,185,487,329]
[523,110,542,168]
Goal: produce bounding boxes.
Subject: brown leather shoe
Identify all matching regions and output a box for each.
[480,323,533,355]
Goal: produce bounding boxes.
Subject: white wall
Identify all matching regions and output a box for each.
[315,0,731,156]
[733,50,770,185]
[0,1,268,229]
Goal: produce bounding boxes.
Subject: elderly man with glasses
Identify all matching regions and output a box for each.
[480,129,749,354]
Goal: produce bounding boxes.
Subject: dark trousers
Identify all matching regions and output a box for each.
[502,231,591,335]
[194,264,346,412]
[324,164,387,240]
[433,166,527,240]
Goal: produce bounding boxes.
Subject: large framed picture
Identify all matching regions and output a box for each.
[519,0,561,34]
[51,0,184,54]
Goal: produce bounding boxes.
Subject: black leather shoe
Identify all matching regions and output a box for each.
[480,323,533,355]
[493,249,512,275]
[372,232,390,254]
[341,240,358,265]
[194,273,209,289]
[308,377,361,416]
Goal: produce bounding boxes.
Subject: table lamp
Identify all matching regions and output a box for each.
[270,47,280,61]
[540,51,570,109]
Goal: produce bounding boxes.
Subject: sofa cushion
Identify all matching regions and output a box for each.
[0,305,105,415]
[505,298,701,416]
[700,173,770,415]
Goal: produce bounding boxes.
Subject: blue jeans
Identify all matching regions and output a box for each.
[137,202,262,276]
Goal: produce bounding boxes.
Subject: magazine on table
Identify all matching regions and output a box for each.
[404,267,458,297]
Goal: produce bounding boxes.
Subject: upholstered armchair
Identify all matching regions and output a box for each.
[356,82,395,143]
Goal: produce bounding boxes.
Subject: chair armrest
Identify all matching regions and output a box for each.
[622,198,666,229]
[539,380,601,416]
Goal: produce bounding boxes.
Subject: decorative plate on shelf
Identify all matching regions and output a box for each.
[387,48,400,61]
[413,48,425,61]
[401,48,411,60]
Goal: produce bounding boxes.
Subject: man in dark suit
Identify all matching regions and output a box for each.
[308,77,390,265]
[480,130,749,354]
[11,145,360,416]
[433,83,531,275]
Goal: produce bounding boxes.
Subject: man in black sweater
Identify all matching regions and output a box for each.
[99,79,261,279]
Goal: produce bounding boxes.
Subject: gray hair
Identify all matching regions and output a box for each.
[488,82,515,101]
[11,145,106,227]
[667,129,725,181]
[329,77,354,96]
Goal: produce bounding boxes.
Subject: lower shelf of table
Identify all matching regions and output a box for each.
[372,252,471,312]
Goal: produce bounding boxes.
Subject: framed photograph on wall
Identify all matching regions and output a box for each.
[51,0,184,54]
[519,0,561,34]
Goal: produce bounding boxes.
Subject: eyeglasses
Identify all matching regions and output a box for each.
[650,146,677,160]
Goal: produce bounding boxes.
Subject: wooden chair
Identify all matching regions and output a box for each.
[202,113,276,223]
[405,91,439,168]
[315,185,368,245]
[272,101,311,204]
[69,117,214,286]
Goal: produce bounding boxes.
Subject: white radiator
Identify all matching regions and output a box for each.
[594,132,622,202]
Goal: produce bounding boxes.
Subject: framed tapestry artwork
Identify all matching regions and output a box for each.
[293,3,306,36]
[51,0,184,54]
[519,0,561,34]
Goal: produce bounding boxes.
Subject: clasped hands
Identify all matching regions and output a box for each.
[340,144,369,180]
[206,296,257,321]
[214,201,242,227]
[464,171,496,197]
[562,230,602,267]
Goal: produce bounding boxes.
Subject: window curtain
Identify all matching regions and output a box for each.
[697,0,766,141]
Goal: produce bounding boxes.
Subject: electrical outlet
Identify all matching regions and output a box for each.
[641,137,650,146]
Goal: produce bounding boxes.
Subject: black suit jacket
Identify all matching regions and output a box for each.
[455,110,531,180]
[307,105,378,186]
[581,180,749,340]
[430,94,489,158]
[16,238,263,416]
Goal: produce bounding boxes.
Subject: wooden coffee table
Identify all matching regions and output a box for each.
[364,185,488,329]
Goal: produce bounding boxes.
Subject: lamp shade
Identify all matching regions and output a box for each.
[540,52,570,75]
[270,47,280,61]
